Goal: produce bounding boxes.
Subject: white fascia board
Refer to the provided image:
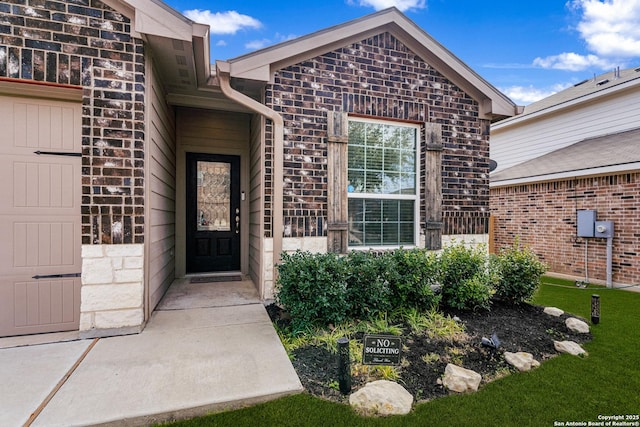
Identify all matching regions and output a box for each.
[116,0,194,41]
[493,78,640,131]
[490,162,640,188]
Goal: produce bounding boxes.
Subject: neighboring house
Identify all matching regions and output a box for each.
[0,1,518,338]
[490,67,640,288]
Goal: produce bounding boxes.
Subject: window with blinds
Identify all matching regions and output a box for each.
[347,118,419,248]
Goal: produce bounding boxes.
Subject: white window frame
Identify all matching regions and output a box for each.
[347,117,421,250]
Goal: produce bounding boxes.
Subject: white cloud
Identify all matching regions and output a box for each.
[245,39,271,50]
[532,52,616,71]
[349,0,426,12]
[215,40,227,46]
[501,83,572,105]
[571,0,640,57]
[183,10,262,35]
[245,33,299,51]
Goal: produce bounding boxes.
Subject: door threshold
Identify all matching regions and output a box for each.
[188,273,244,284]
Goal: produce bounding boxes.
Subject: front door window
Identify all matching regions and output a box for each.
[197,161,231,232]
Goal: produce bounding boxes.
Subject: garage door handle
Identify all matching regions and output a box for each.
[32,273,81,279]
[34,150,82,157]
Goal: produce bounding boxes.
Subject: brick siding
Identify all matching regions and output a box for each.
[490,173,640,285]
[0,0,145,245]
[265,32,490,238]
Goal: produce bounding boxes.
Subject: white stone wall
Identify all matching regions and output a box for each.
[80,244,145,338]
[442,234,489,251]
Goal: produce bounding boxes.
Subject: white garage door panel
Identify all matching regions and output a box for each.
[0,94,82,337]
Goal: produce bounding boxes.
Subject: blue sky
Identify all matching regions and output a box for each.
[164,0,640,105]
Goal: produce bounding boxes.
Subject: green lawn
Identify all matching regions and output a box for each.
[165,278,640,427]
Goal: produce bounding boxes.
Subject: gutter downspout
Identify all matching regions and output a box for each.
[215,60,284,296]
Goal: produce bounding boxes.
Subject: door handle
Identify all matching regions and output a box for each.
[235,208,240,234]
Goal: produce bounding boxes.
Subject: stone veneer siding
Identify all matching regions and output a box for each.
[490,173,640,286]
[0,0,146,245]
[80,243,144,337]
[264,32,491,240]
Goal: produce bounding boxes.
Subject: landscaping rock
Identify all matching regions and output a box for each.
[349,380,413,416]
[565,317,590,334]
[442,364,482,393]
[544,307,564,317]
[554,340,587,356]
[504,351,539,372]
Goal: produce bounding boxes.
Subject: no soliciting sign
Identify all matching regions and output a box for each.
[362,334,402,365]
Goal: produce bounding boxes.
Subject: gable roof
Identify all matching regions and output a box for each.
[491,127,640,186]
[494,66,640,130]
[225,8,518,121]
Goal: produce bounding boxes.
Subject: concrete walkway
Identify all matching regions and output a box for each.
[0,278,302,426]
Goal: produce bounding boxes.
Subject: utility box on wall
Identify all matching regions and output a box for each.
[577,210,597,237]
[595,221,614,238]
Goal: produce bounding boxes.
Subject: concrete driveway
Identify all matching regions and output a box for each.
[0,278,302,426]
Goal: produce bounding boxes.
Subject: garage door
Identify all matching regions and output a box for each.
[0,94,82,337]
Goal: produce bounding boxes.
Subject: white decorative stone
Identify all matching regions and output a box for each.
[94,308,144,329]
[504,352,539,372]
[124,256,144,269]
[82,245,104,258]
[566,317,590,334]
[81,283,143,311]
[114,268,143,283]
[554,340,587,356]
[82,257,114,285]
[110,256,124,270]
[442,364,482,393]
[349,380,413,416]
[544,307,564,317]
[79,312,94,331]
[104,243,143,257]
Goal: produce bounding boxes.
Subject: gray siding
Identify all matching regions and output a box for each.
[492,86,640,173]
[148,59,176,311]
[249,114,264,293]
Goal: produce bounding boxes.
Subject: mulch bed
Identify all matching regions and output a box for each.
[267,302,592,404]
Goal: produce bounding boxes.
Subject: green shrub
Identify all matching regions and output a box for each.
[446,271,497,311]
[381,248,441,310]
[275,251,349,332]
[494,240,548,303]
[344,251,392,319]
[438,242,492,310]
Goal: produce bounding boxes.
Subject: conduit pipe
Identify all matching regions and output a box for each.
[215,61,284,295]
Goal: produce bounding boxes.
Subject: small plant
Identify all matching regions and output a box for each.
[446,346,464,366]
[399,307,432,334]
[372,365,401,381]
[494,239,548,303]
[546,328,566,340]
[310,323,359,353]
[361,312,403,335]
[422,353,440,364]
[328,380,340,391]
[422,309,467,340]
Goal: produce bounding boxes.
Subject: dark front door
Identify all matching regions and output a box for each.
[186,153,241,273]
